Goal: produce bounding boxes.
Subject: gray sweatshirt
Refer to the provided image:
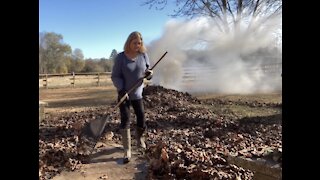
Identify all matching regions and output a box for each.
[111,52,150,100]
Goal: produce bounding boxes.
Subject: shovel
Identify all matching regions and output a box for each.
[80,51,168,142]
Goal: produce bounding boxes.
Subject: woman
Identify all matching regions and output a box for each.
[111,31,153,163]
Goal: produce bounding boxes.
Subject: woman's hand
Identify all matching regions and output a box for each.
[144,69,153,80]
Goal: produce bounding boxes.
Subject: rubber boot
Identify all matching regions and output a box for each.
[136,127,146,150]
[121,128,131,163]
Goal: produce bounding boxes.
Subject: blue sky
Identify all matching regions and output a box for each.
[39,0,179,59]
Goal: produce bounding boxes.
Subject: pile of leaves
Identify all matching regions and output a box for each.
[142,85,282,179]
[39,85,282,180]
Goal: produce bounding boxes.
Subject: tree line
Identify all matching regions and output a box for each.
[39,32,118,74]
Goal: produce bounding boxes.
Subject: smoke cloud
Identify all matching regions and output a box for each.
[147,14,282,94]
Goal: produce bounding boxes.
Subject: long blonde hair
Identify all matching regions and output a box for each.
[124,31,147,53]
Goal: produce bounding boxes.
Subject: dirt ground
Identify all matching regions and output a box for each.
[39,86,117,115]
[51,142,148,180]
[39,86,282,180]
[39,86,281,119]
[40,86,149,180]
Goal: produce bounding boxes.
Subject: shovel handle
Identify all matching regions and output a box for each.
[114,77,143,109]
[149,51,168,70]
[114,93,129,108]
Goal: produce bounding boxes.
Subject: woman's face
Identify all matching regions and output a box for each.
[130,38,142,52]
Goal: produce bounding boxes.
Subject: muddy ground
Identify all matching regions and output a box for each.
[39,85,281,180]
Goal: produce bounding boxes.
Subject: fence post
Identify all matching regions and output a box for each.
[97,73,100,86]
[43,74,48,89]
[71,72,75,88]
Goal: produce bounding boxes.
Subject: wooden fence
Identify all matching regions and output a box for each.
[39,72,112,89]
[39,62,282,89]
[181,62,282,83]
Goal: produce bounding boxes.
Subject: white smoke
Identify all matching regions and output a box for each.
[147,14,282,94]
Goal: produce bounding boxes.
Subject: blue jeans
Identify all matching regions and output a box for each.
[119,99,146,129]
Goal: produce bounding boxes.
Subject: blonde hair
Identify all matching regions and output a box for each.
[124,31,147,53]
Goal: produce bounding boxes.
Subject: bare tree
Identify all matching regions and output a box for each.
[142,0,282,34]
[70,48,85,72]
[73,48,84,60]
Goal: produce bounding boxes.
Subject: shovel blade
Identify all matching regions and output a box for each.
[82,116,110,139]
